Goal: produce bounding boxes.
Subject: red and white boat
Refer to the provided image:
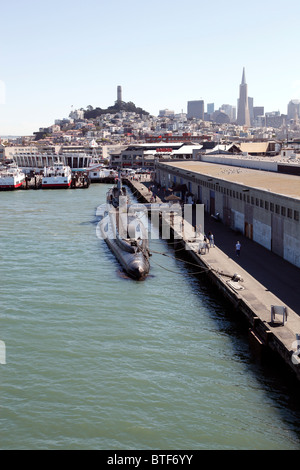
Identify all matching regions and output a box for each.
[42,161,72,189]
[0,163,25,190]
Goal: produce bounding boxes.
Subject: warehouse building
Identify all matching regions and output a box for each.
[156,161,300,268]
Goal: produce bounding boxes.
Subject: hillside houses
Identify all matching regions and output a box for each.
[2,105,300,170]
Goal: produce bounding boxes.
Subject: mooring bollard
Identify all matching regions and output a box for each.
[271,305,288,325]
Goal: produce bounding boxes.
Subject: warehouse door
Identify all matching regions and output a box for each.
[210,190,215,215]
[244,222,253,239]
[271,214,283,257]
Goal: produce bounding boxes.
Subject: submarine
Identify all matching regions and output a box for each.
[98,175,150,280]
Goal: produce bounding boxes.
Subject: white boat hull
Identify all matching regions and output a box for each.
[0,165,25,190]
[42,162,72,189]
[42,176,72,189]
[0,181,24,190]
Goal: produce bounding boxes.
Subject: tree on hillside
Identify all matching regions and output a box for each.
[83,101,149,119]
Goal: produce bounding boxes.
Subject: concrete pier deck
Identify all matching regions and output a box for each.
[126,177,300,381]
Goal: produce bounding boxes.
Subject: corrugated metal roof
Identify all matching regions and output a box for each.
[163,161,300,199]
[172,145,202,154]
[238,142,270,153]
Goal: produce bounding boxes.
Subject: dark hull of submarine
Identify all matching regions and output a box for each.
[99,183,150,280]
[104,230,150,280]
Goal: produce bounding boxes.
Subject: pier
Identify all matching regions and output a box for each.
[125,177,300,383]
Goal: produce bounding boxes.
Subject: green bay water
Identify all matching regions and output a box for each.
[0,184,300,450]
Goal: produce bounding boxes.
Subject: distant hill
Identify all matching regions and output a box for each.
[84,101,150,119]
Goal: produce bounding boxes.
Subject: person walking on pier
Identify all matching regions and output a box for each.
[236,241,241,257]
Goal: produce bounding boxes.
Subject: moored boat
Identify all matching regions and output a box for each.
[88,165,118,182]
[98,175,150,280]
[0,162,25,190]
[42,161,72,189]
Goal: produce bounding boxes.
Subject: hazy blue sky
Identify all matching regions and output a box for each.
[1,0,300,135]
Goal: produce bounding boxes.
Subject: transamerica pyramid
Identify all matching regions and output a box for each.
[236,67,251,126]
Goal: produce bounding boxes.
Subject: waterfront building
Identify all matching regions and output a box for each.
[3,144,104,171]
[156,160,300,268]
[236,68,251,127]
[109,142,203,169]
[287,139,300,150]
[10,152,92,172]
[194,141,281,160]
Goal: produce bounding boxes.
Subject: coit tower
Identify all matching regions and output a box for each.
[117,86,122,103]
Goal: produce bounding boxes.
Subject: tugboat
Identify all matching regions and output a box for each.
[98,174,150,280]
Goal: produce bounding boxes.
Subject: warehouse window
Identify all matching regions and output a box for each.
[294,210,299,221]
[281,206,286,216]
[287,208,292,218]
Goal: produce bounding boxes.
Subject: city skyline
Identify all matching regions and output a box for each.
[1,0,300,135]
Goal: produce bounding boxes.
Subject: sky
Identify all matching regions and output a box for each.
[1,0,300,135]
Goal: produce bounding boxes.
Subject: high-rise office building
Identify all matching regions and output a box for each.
[253,106,264,120]
[236,68,250,126]
[287,99,300,121]
[187,100,204,119]
[220,104,236,122]
[248,97,254,125]
[207,103,214,114]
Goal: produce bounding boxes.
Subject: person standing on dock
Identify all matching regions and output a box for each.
[204,235,209,253]
[236,241,241,257]
[208,231,214,247]
[198,236,209,254]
